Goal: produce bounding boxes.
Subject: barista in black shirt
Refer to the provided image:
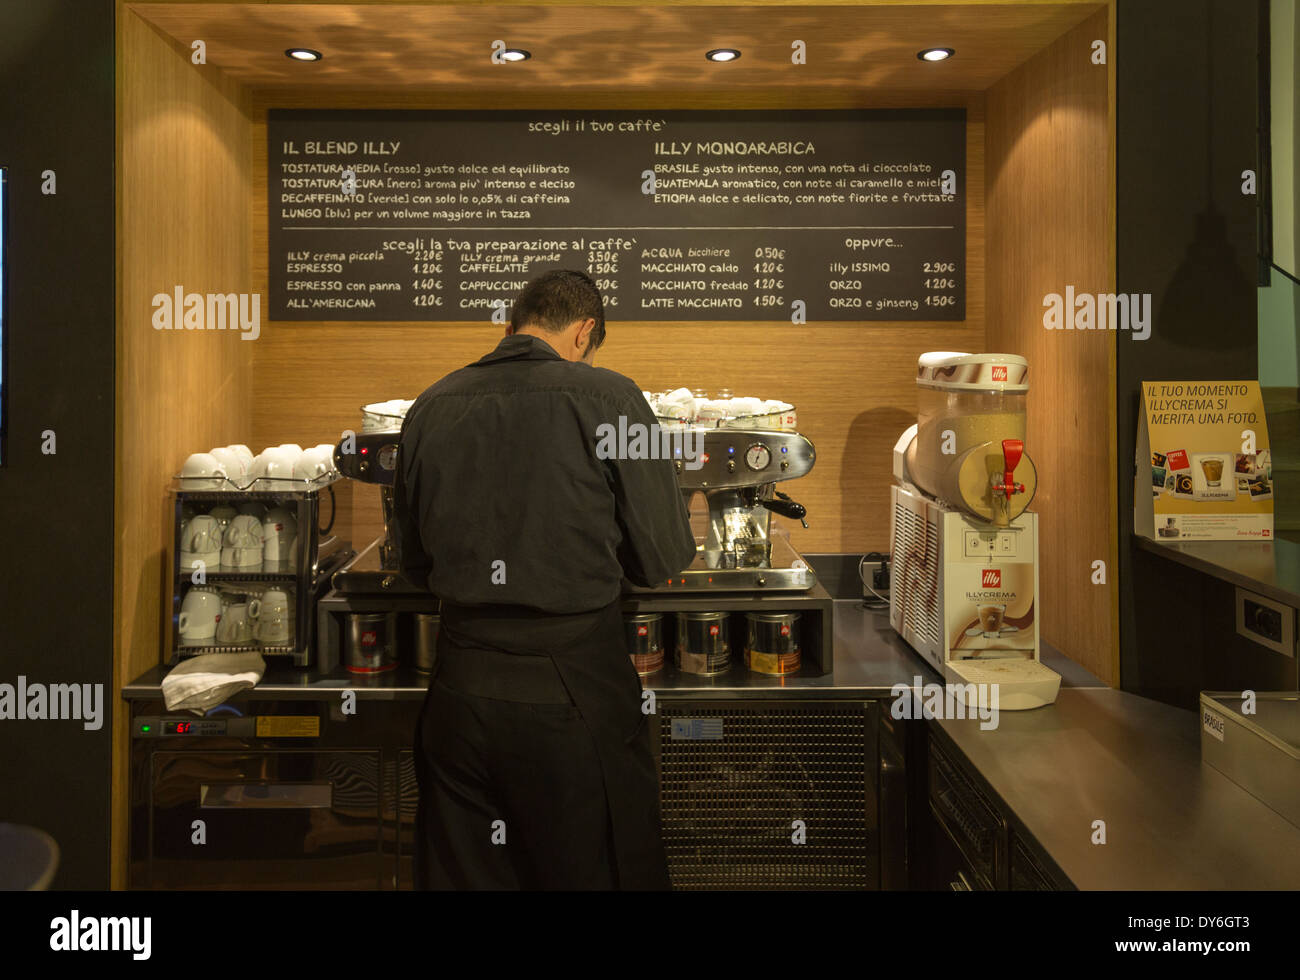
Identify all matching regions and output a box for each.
[395,269,695,890]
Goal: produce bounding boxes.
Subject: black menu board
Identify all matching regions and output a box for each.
[268,108,965,322]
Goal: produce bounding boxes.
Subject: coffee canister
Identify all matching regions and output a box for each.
[744,612,801,675]
[414,613,439,674]
[344,612,397,673]
[675,611,731,675]
[625,612,665,675]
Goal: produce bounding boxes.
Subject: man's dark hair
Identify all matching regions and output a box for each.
[509,269,606,353]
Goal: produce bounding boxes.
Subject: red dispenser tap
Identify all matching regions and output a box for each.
[995,439,1026,500]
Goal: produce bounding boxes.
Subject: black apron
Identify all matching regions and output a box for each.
[435,600,669,891]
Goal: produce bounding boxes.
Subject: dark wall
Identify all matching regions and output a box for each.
[0,1,114,887]
[1117,0,1263,706]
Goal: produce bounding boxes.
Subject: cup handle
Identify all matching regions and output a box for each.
[178,611,190,632]
[249,598,261,618]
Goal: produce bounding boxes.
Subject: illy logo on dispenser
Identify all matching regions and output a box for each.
[981,569,1002,588]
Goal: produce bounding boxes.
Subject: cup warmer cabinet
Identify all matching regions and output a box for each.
[169,479,354,668]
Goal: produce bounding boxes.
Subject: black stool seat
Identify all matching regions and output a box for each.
[0,823,59,890]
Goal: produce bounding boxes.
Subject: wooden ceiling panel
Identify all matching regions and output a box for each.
[128,3,1104,91]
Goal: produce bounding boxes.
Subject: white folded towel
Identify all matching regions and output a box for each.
[161,652,266,715]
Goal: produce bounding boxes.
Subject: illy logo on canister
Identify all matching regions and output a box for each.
[982,569,1002,588]
[991,366,1008,382]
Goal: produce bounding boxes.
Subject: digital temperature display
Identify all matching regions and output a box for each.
[134,716,243,739]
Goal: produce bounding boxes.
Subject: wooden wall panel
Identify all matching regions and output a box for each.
[249,89,985,555]
[984,6,1116,683]
[113,7,254,887]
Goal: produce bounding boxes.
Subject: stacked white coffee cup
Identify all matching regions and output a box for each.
[180,442,338,492]
[178,585,296,648]
[176,441,335,574]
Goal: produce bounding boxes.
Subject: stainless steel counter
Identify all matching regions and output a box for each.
[123,602,1300,889]
[933,687,1300,889]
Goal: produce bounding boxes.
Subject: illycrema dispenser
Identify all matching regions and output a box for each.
[902,352,1037,526]
[889,352,1060,710]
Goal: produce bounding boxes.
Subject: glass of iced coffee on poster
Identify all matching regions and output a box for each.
[977,603,1006,638]
[1200,456,1224,487]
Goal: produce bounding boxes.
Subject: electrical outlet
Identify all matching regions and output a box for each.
[1235,587,1295,657]
[1245,600,1282,643]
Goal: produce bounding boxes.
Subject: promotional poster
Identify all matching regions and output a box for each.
[1135,380,1274,541]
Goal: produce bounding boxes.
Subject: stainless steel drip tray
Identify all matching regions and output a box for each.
[626,537,817,593]
[1200,692,1300,829]
[330,538,427,595]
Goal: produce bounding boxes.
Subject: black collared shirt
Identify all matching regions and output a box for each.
[393,333,696,614]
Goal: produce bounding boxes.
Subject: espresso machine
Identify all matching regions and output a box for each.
[314,421,436,674]
[626,426,819,593]
[328,420,821,589]
[889,352,1060,709]
[331,428,407,579]
[621,418,834,677]
[322,401,833,675]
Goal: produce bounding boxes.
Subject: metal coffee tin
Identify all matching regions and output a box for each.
[625,612,664,675]
[675,611,731,675]
[744,611,801,675]
[414,613,439,674]
[344,612,397,673]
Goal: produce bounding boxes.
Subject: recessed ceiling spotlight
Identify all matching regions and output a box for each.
[917,47,955,62]
[706,48,741,62]
[285,48,323,62]
[501,48,531,62]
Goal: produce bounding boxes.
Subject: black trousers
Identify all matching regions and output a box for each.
[414,676,619,889]
[413,604,668,890]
